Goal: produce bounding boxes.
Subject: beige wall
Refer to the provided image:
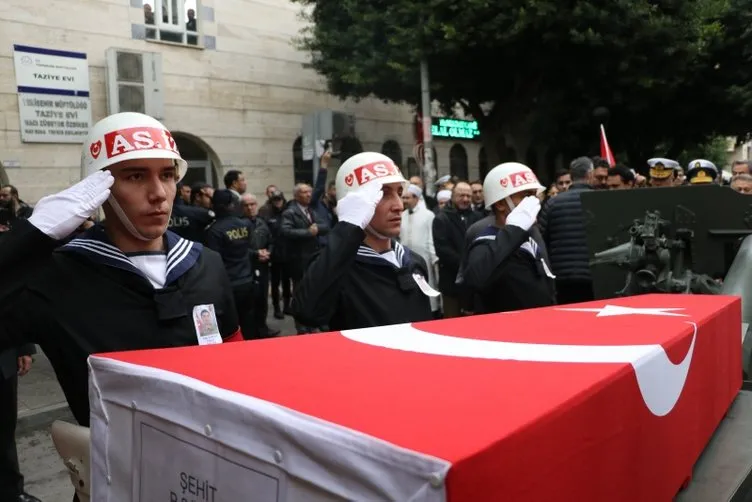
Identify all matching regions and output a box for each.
[0,0,481,203]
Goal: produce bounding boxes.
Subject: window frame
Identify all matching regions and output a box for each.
[143,0,201,47]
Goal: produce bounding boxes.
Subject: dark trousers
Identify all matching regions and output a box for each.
[270,262,291,311]
[555,279,594,305]
[252,266,271,339]
[232,281,256,340]
[0,375,22,499]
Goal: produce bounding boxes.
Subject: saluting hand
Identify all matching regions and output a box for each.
[29,170,114,240]
[506,195,541,231]
[337,180,384,230]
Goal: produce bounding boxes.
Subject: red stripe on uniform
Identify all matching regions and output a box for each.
[223,327,243,343]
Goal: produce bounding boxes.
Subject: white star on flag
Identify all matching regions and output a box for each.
[557,305,688,317]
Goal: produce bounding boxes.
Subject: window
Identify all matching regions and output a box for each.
[406,157,420,179]
[449,144,469,181]
[381,140,403,168]
[292,137,313,185]
[143,0,199,46]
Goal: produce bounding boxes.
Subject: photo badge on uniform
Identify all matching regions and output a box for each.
[192,304,222,345]
[412,273,441,297]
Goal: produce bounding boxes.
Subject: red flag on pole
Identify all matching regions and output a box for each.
[600,124,616,166]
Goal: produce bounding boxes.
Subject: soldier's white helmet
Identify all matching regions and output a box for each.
[335,152,407,201]
[483,162,544,209]
[82,112,186,177]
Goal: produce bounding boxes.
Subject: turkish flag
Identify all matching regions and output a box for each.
[600,123,616,166]
[90,294,741,502]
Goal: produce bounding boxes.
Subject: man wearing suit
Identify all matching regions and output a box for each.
[0,344,39,502]
[280,183,330,334]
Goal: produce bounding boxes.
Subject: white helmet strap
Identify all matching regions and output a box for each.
[505,197,516,212]
[365,224,390,241]
[107,194,152,242]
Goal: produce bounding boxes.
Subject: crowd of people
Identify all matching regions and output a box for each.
[0,109,749,501]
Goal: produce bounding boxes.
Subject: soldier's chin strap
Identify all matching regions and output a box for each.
[366,225,390,241]
[107,195,153,242]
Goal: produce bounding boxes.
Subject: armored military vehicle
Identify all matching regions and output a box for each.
[581,184,752,501]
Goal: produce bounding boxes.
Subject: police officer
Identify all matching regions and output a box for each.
[168,187,215,243]
[292,152,434,330]
[647,158,679,187]
[686,159,719,185]
[458,162,556,313]
[205,190,256,339]
[0,112,242,432]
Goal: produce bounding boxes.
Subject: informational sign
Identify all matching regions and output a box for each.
[13,44,92,143]
[134,413,287,501]
[431,117,480,141]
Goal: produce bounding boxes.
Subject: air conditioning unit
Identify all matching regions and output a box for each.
[104,48,164,119]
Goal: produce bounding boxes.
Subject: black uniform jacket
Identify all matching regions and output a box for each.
[168,199,215,244]
[458,217,556,314]
[0,221,240,426]
[291,222,434,330]
[205,215,254,286]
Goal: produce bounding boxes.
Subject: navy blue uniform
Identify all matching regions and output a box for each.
[205,215,256,338]
[168,200,214,243]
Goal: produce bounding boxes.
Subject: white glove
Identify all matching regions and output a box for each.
[28,170,114,240]
[506,195,541,231]
[337,180,384,229]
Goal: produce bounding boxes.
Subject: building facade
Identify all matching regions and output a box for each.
[0,0,484,203]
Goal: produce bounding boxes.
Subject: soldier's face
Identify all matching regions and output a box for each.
[370,182,404,237]
[650,177,673,187]
[105,158,177,240]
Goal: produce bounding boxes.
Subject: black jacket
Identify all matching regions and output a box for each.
[260,201,288,263]
[291,222,433,330]
[168,199,214,244]
[538,183,593,282]
[459,216,556,313]
[0,221,239,426]
[248,216,272,271]
[432,205,481,296]
[280,201,330,280]
[205,215,254,286]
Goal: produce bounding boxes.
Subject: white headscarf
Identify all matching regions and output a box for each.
[407,184,422,198]
[437,189,452,203]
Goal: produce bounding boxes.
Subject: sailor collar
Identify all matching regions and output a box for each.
[60,224,202,286]
[356,240,412,269]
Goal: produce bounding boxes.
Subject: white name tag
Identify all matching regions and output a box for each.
[192,304,223,345]
[413,273,441,297]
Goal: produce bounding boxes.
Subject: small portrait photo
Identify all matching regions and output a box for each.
[193,304,220,338]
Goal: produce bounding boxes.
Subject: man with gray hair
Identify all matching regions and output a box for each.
[538,156,595,304]
[280,182,330,333]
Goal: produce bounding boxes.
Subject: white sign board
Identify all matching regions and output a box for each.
[13,44,92,143]
[133,412,287,501]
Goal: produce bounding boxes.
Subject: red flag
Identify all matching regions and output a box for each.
[600,124,616,166]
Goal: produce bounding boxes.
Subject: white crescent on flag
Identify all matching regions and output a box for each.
[340,308,697,417]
